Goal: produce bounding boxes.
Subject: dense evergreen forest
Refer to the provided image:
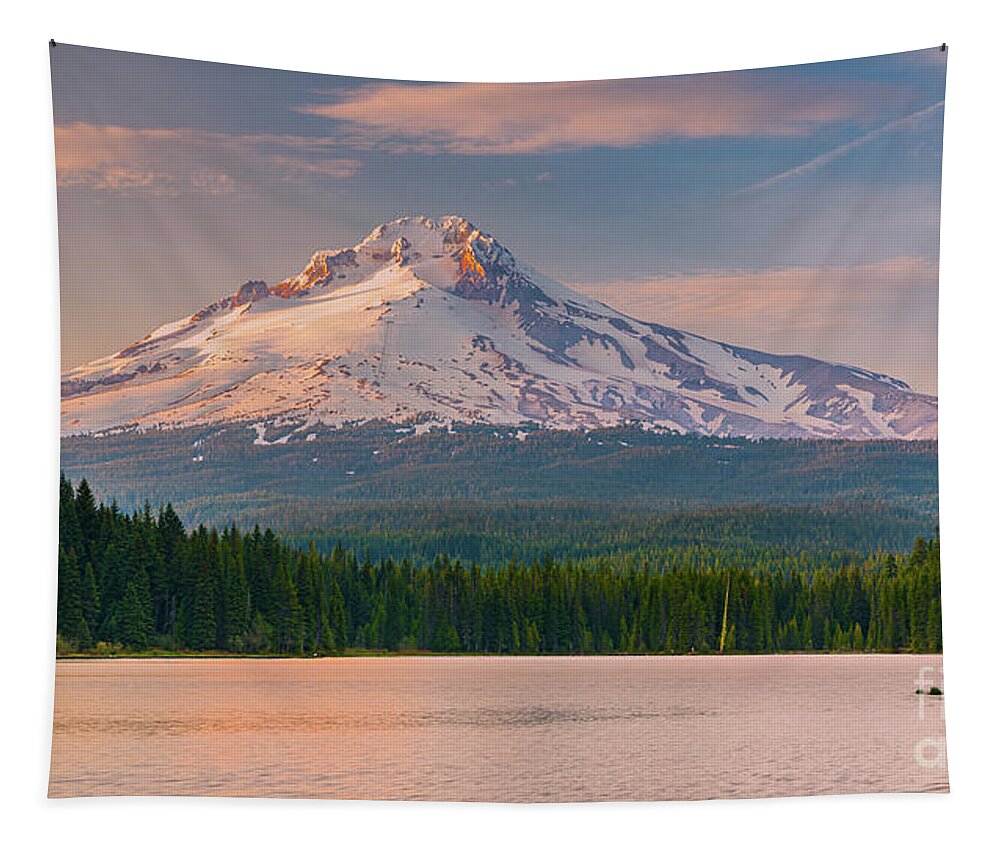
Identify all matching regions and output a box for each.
[277,502,932,568]
[57,475,943,656]
[60,422,939,568]
[60,422,938,530]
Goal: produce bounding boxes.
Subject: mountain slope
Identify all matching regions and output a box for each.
[61,215,937,439]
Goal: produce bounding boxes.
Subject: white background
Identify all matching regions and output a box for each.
[1,1,997,847]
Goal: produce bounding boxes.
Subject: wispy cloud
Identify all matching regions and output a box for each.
[485,171,556,190]
[55,123,361,196]
[737,100,945,194]
[298,76,904,155]
[571,256,938,393]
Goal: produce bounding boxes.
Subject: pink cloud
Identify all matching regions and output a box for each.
[299,76,905,155]
[571,257,938,393]
[54,123,361,196]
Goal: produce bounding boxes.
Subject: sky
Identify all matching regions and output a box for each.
[51,44,946,392]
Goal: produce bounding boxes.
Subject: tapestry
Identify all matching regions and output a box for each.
[49,43,947,801]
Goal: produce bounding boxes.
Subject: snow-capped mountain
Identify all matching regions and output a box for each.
[62,215,937,439]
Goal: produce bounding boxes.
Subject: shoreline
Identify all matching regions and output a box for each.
[55,648,943,660]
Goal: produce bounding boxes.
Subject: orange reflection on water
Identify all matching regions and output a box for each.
[50,655,949,801]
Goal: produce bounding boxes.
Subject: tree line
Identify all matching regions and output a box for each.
[57,475,942,655]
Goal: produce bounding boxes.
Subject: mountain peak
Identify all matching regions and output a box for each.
[272,215,495,297]
[61,215,937,440]
[362,214,480,244]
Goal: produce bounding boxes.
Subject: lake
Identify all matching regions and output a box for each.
[49,655,948,801]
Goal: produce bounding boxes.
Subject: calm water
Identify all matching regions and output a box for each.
[49,655,948,801]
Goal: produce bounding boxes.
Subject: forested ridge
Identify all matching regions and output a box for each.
[60,423,939,532]
[57,475,942,656]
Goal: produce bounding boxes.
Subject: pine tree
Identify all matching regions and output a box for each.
[270,560,303,653]
[851,622,864,651]
[222,552,250,650]
[328,579,348,651]
[524,621,542,654]
[119,575,153,648]
[57,547,92,649]
[187,564,218,651]
[79,559,100,637]
[58,474,83,557]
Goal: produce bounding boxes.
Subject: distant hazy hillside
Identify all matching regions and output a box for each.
[61,422,938,562]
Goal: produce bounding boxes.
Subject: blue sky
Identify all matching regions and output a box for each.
[51,44,945,391]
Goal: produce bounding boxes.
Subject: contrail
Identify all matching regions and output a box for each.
[736,100,945,195]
